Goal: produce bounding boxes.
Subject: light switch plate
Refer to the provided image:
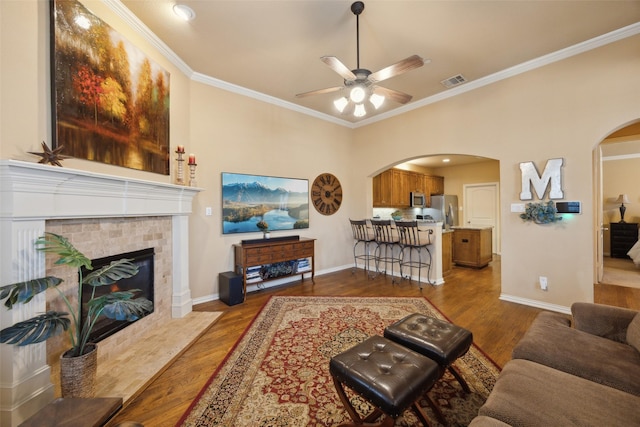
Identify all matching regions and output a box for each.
[511,203,525,213]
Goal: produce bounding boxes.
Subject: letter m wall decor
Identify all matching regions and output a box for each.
[519,158,564,200]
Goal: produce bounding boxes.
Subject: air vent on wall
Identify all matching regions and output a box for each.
[440,74,467,88]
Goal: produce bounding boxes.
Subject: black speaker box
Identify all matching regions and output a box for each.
[219,271,244,306]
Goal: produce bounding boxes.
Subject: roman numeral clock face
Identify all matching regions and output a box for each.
[311,173,342,216]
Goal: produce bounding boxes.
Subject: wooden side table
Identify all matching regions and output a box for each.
[19,397,122,427]
[610,222,639,258]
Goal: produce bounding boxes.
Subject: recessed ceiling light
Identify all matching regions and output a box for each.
[173,4,196,21]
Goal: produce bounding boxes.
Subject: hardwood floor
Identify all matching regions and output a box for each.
[106,256,638,426]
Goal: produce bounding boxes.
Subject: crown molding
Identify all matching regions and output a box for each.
[190,72,355,128]
[358,22,640,128]
[104,1,640,129]
[103,0,194,77]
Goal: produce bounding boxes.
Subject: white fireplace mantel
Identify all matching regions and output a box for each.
[0,159,200,219]
[0,160,202,426]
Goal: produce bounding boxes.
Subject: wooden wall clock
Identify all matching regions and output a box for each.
[311,173,342,216]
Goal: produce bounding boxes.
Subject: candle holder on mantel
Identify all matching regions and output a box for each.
[188,163,198,187]
[175,150,186,185]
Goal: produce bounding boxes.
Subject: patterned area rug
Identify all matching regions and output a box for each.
[177,296,500,427]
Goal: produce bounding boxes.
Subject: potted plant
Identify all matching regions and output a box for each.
[519,200,563,224]
[0,232,153,397]
[256,220,270,238]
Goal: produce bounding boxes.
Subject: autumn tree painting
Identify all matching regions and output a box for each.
[52,0,170,174]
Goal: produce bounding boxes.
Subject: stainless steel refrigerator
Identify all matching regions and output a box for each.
[429,195,459,229]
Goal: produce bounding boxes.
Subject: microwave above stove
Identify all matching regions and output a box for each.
[410,192,426,208]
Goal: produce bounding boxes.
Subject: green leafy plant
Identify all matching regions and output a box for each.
[519,200,563,224]
[0,233,153,357]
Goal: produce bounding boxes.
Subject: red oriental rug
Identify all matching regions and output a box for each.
[177,296,500,426]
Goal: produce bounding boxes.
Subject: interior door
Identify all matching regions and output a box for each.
[463,183,500,254]
[594,145,605,283]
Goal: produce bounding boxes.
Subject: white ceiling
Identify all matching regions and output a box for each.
[118,1,640,126]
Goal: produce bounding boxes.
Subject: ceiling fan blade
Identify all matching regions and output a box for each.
[368,55,427,83]
[295,86,344,98]
[321,56,357,81]
[373,86,413,104]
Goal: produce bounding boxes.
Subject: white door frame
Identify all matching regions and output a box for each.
[593,145,604,283]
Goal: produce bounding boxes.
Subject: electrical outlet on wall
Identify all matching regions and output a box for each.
[539,276,548,291]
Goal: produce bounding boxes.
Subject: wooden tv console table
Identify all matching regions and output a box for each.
[234,237,315,299]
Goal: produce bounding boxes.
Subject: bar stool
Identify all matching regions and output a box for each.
[370,219,402,283]
[349,219,375,277]
[395,221,434,289]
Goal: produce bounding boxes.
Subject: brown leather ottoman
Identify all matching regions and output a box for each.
[329,335,443,427]
[384,313,473,393]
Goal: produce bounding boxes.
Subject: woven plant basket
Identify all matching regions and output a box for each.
[60,344,97,398]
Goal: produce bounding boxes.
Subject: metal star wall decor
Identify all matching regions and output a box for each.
[29,141,72,167]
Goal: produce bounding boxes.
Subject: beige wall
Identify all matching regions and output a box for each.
[2,1,640,310]
[187,81,353,297]
[432,160,500,201]
[352,35,640,309]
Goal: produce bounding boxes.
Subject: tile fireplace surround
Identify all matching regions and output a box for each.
[0,160,201,425]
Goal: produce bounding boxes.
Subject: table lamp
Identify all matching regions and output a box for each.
[615,194,630,223]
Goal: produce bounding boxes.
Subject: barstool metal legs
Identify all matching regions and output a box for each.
[400,245,434,289]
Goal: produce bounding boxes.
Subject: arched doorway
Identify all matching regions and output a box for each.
[594,121,640,296]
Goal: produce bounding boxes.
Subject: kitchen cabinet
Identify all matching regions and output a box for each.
[452,227,492,268]
[372,169,444,208]
[373,170,393,207]
[426,175,444,196]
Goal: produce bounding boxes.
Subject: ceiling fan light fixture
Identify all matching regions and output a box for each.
[349,86,366,103]
[334,97,349,113]
[173,4,196,21]
[295,2,426,119]
[354,104,366,117]
[370,93,384,109]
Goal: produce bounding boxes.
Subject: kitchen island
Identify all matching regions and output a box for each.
[451,226,493,268]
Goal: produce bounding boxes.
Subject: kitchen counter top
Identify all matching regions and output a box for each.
[451,226,494,231]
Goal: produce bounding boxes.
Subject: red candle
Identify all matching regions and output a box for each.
[188,154,196,165]
[176,145,185,153]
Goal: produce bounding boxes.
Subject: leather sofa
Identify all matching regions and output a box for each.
[469,303,640,426]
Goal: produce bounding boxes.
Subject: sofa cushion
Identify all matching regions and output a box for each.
[572,302,638,342]
[468,415,511,427]
[512,311,640,396]
[478,359,640,427]
[628,313,640,353]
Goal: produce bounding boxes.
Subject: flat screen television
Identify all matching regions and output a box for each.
[221,172,309,234]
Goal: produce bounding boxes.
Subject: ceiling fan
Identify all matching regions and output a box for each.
[296,1,428,117]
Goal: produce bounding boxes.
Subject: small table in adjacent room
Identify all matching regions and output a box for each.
[19,397,122,427]
[610,222,639,258]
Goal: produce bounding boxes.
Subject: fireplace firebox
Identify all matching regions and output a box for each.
[81,248,155,343]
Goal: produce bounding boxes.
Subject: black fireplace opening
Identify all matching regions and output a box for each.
[80,247,155,343]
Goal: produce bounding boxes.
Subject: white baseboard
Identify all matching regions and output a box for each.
[193,265,353,305]
[499,293,571,314]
